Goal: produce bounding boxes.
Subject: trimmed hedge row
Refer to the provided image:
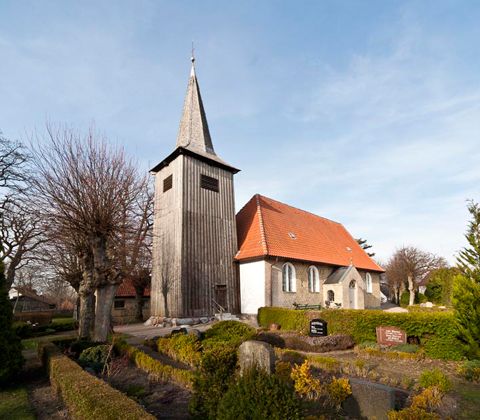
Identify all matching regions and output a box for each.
[39,343,154,420]
[14,319,77,339]
[257,307,464,360]
[115,341,194,389]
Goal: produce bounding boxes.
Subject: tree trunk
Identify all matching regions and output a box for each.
[78,291,94,340]
[408,274,415,306]
[134,286,145,322]
[93,283,118,342]
[162,290,169,318]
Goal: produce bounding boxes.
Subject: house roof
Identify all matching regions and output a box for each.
[9,287,55,305]
[116,279,150,298]
[150,60,239,174]
[235,194,384,273]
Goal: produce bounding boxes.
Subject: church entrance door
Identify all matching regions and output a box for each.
[215,285,227,311]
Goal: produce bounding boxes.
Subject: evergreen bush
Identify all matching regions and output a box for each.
[202,320,256,349]
[418,368,451,392]
[454,200,480,359]
[189,344,238,419]
[216,368,301,420]
[78,344,110,372]
[0,261,24,384]
[157,333,202,367]
[457,360,480,382]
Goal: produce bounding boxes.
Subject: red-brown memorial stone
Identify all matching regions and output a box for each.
[376,326,407,346]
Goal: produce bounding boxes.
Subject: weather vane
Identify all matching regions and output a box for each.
[191,41,195,63]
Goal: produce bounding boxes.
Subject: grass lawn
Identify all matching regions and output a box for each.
[0,387,35,420]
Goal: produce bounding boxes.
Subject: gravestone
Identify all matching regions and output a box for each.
[376,326,407,346]
[238,340,275,375]
[309,319,328,337]
[343,378,408,420]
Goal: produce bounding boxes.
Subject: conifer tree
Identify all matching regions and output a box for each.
[453,200,480,359]
[0,260,24,384]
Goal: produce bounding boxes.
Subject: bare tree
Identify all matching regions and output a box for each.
[28,124,145,341]
[0,133,27,189]
[0,132,45,289]
[115,181,153,321]
[385,246,447,305]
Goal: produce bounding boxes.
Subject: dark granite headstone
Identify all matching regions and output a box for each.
[309,319,328,337]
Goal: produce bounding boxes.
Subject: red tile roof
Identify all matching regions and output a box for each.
[116,279,150,298]
[236,194,384,272]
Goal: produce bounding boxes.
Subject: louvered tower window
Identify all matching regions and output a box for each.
[200,174,219,192]
[163,175,173,192]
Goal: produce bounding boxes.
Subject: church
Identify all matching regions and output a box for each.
[150,59,383,319]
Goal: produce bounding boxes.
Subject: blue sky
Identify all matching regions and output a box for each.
[1,0,479,263]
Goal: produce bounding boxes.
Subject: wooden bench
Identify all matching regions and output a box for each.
[293,303,322,310]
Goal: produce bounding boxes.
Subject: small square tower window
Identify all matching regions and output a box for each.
[200,174,219,192]
[163,175,173,192]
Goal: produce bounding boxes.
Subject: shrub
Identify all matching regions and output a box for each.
[157,333,202,367]
[390,344,419,354]
[306,355,341,372]
[39,343,154,419]
[291,361,322,400]
[326,377,352,409]
[0,262,23,384]
[418,369,451,392]
[275,361,294,383]
[277,349,306,365]
[202,320,256,349]
[258,307,464,360]
[453,274,480,359]
[400,292,410,307]
[189,344,238,419]
[78,344,110,373]
[115,340,193,388]
[358,340,378,350]
[388,386,443,420]
[454,201,480,359]
[12,321,33,339]
[457,359,480,382]
[216,368,301,420]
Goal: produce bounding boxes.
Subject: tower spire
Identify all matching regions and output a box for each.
[176,50,215,155]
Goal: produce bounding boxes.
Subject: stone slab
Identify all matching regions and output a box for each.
[343,378,409,420]
[238,340,275,375]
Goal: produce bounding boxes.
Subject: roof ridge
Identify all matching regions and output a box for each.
[256,194,269,255]
[256,194,343,226]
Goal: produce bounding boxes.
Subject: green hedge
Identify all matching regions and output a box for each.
[115,341,194,389]
[257,307,464,360]
[39,343,154,420]
[14,319,77,339]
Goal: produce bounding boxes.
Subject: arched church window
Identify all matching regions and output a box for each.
[282,263,296,293]
[327,290,335,302]
[308,266,320,293]
[366,273,373,294]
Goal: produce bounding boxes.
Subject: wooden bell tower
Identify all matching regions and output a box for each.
[150,58,240,318]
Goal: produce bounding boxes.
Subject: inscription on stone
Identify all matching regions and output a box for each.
[310,319,328,337]
[376,326,407,346]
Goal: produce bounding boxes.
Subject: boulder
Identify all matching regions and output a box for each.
[238,340,275,375]
[425,302,434,308]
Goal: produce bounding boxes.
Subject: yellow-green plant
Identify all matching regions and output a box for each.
[290,360,322,400]
[326,377,352,409]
